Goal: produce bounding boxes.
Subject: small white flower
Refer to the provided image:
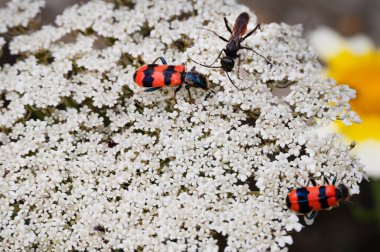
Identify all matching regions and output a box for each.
[0,0,45,34]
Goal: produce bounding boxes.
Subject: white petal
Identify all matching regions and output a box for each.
[308,26,348,61]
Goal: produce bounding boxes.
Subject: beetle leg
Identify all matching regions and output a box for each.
[308,211,317,220]
[306,178,317,187]
[304,211,317,225]
[144,87,162,92]
[152,57,167,65]
[173,85,182,103]
[204,89,216,101]
[305,211,317,220]
[185,85,194,104]
[324,176,330,185]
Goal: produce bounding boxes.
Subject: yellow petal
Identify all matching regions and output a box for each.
[336,116,380,141]
[328,51,380,116]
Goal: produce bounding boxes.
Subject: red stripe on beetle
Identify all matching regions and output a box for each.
[306,186,322,211]
[287,190,300,212]
[152,70,165,87]
[134,70,146,86]
[174,65,186,72]
[169,72,183,87]
[326,185,338,207]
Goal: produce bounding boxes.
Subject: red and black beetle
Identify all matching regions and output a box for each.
[286,177,350,222]
[133,56,214,102]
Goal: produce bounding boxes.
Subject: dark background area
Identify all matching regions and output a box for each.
[1,0,379,251]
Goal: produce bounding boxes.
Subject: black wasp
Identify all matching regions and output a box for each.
[189,12,271,89]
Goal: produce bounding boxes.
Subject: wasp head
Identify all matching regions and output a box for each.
[221,56,235,72]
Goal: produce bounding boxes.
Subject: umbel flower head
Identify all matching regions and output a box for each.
[0,0,364,251]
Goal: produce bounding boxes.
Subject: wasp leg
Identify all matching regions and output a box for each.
[185,85,194,104]
[197,27,228,42]
[144,87,162,92]
[152,57,167,65]
[241,24,261,42]
[241,46,271,65]
[306,178,317,187]
[237,54,242,79]
[223,17,232,33]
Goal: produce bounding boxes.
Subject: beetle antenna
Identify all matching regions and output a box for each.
[339,174,347,184]
[208,89,216,94]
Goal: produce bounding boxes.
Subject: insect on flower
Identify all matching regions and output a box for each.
[189,12,271,89]
[286,176,350,224]
[133,57,215,103]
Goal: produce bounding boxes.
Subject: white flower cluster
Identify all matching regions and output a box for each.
[0,0,45,34]
[0,0,364,251]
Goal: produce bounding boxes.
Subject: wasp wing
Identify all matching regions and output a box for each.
[231,12,249,41]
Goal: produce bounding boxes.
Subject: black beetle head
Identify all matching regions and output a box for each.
[184,71,208,89]
[336,184,350,201]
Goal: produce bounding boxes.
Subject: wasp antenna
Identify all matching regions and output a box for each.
[196,27,217,33]
[225,71,240,90]
[196,27,229,42]
[258,23,263,32]
[187,56,223,69]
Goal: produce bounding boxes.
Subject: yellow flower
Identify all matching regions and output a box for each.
[309,27,380,177]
